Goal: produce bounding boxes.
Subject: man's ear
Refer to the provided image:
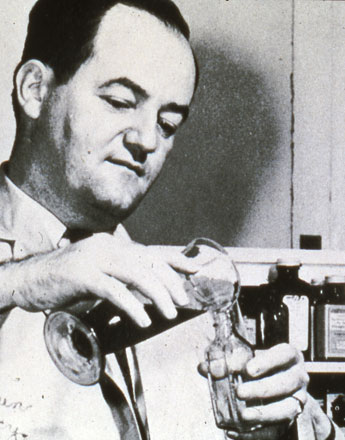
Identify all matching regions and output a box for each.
[15,60,54,119]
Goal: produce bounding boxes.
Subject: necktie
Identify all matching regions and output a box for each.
[100,371,143,440]
[116,348,150,440]
[100,348,150,440]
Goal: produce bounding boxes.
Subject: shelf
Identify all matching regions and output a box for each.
[306,362,345,374]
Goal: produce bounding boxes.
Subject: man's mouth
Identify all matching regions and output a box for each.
[105,158,145,177]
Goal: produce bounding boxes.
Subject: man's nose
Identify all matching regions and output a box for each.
[124,116,157,163]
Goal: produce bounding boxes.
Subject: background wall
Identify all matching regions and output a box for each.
[0,0,344,249]
[293,1,345,250]
[128,0,293,248]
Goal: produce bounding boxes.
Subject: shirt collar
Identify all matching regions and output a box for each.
[0,163,67,255]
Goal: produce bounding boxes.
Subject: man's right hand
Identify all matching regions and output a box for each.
[1,233,200,326]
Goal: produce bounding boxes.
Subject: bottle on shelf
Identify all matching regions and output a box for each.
[310,278,325,361]
[256,267,289,349]
[323,276,345,304]
[315,275,345,360]
[256,258,312,360]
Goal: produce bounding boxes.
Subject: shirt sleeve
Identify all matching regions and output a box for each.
[296,397,345,440]
[334,423,345,440]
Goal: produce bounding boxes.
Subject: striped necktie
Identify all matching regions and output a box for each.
[101,348,150,440]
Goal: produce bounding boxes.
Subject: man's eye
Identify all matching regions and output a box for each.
[158,119,178,138]
[101,96,135,110]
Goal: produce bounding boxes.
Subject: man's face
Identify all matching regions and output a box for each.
[42,4,196,222]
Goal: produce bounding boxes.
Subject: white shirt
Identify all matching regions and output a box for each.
[0,165,124,439]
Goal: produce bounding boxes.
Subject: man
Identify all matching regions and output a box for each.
[0,0,340,438]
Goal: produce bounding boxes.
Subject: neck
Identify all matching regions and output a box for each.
[8,136,123,232]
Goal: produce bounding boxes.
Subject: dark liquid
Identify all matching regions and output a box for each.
[80,301,204,354]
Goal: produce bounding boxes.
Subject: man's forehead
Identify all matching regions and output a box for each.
[87,3,196,105]
[94,3,180,43]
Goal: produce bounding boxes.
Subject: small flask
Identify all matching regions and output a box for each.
[206,304,259,433]
[197,249,291,437]
[183,241,263,434]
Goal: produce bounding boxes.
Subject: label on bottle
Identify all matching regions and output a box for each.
[283,295,309,351]
[315,305,345,359]
[328,307,345,353]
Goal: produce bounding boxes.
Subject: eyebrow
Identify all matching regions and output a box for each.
[160,103,190,124]
[99,77,149,99]
[99,77,190,122]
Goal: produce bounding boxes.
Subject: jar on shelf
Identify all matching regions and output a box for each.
[256,258,312,360]
[315,275,345,360]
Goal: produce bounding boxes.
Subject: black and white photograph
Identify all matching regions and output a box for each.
[0,0,344,439]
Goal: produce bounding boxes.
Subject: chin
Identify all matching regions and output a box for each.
[93,191,144,224]
[78,176,151,227]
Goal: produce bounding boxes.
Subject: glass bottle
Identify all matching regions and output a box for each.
[196,246,290,437]
[256,289,289,349]
[43,299,203,385]
[256,266,289,349]
[315,275,345,360]
[310,278,325,306]
[323,275,345,304]
[183,241,263,434]
[257,259,312,360]
[206,304,260,433]
[310,278,325,361]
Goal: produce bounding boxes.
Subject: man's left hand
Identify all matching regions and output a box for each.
[236,343,308,427]
[199,343,310,439]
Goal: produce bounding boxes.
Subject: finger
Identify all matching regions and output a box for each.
[246,344,303,378]
[292,389,308,409]
[237,364,309,401]
[197,359,227,378]
[94,275,152,328]
[130,271,179,320]
[105,262,178,320]
[155,248,201,274]
[241,393,308,424]
[290,389,307,418]
[197,361,208,378]
[198,346,252,379]
[148,259,189,306]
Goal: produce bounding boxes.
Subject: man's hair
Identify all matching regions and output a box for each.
[13,0,196,120]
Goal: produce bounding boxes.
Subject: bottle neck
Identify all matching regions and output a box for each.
[213,310,232,342]
[276,267,300,283]
[325,284,345,304]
